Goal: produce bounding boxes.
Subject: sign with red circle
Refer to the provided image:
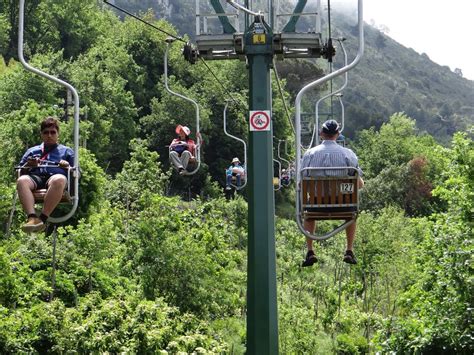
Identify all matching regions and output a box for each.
[249,110,271,131]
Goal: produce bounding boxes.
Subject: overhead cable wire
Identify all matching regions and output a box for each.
[199,58,248,110]
[102,0,185,43]
[327,0,334,117]
[272,59,295,135]
[103,0,246,112]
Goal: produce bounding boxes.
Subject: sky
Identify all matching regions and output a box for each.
[356,0,474,80]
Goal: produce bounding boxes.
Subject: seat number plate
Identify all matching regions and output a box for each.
[340,183,354,194]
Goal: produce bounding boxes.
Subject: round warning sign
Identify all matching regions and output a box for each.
[249,110,271,131]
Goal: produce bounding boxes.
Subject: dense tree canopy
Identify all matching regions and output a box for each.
[0,1,472,353]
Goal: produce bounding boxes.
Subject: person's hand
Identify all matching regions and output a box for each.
[26,156,39,167]
[59,160,70,168]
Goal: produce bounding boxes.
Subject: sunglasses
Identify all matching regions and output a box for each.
[42,130,58,135]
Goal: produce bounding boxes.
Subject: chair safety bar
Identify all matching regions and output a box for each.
[164,39,201,175]
[18,0,80,223]
[297,167,359,241]
[223,101,247,190]
[16,163,77,196]
[295,0,364,237]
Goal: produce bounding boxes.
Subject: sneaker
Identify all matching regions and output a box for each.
[302,250,317,267]
[343,250,357,264]
[225,185,232,191]
[21,216,46,233]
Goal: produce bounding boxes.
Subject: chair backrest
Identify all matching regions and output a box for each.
[300,168,359,221]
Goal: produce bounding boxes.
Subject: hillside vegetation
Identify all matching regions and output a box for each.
[109,1,474,143]
[331,12,474,141]
[0,1,473,353]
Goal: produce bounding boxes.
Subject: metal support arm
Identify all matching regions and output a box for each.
[223,101,247,190]
[295,0,364,237]
[164,40,201,175]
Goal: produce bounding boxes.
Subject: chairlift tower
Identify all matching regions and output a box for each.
[187,1,331,353]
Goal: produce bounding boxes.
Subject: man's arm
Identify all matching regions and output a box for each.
[19,148,33,166]
[64,147,74,167]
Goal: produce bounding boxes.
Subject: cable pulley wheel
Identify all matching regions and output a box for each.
[183,42,198,64]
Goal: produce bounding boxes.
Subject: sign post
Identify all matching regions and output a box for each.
[191,1,326,353]
[245,16,279,355]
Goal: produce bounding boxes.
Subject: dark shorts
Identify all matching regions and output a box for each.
[28,174,52,190]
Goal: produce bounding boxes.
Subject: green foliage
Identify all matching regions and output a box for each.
[0,14,9,53]
[356,113,438,177]
[106,139,170,211]
[73,148,107,222]
[0,248,18,307]
[356,113,449,216]
[336,332,368,354]
[0,295,228,353]
[0,0,113,61]
[433,133,474,222]
[0,55,59,115]
[59,207,128,300]
[131,196,247,317]
[68,39,139,172]
[116,16,177,114]
[373,134,473,353]
[0,2,472,353]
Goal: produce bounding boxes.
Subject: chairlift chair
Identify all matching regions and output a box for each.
[277,139,291,186]
[294,0,364,240]
[164,38,201,176]
[16,160,77,204]
[298,167,359,240]
[223,101,247,190]
[17,0,80,224]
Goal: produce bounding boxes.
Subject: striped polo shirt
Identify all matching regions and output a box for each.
[301,140,362,177]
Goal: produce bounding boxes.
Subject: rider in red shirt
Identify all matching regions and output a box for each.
[169,125,196,175]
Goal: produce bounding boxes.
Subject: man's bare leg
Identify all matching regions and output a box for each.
[302,219,318,267]
[17,176,36,215]
[343,220,358,264]
[42,175,67,217]
[345,221,356,251]
[304,219,316,251]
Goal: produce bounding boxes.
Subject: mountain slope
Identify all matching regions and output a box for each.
[111,1,473,142]
[330,12,474,141]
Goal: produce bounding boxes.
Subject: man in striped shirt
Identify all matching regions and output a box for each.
[301,120,364,267]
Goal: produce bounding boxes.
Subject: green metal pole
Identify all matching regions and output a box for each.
[245,16,279,355]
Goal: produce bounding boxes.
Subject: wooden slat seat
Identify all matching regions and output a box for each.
[301,174,359,221]
[33,189,72,203]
